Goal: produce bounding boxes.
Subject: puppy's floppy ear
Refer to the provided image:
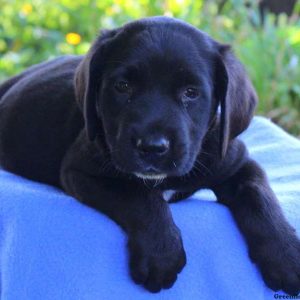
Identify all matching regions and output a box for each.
[74,29,119,141]
[214,45,258,158]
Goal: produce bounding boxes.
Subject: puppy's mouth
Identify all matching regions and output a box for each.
[134,172,167,180]
[110,144,195,180]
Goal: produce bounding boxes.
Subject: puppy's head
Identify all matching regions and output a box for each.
[75,17,257,180]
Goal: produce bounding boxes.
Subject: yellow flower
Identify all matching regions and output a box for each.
[290,29,300,45]
[106,7,115,16]
[66,33,81,45]
[222,17,233,29]
[21,3,33,15]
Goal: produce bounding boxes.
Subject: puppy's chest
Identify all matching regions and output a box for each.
[162,190,177,202]
[161,178,204,202]
[162,190,192,203]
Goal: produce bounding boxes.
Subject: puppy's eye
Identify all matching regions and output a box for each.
[183,87,199,100]
[114,81,131,93]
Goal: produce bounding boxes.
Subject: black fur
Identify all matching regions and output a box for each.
[0,17,299,294]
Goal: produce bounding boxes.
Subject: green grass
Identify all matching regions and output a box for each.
[0,0,299,137]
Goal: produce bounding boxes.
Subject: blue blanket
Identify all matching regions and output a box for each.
[0,116,299,300]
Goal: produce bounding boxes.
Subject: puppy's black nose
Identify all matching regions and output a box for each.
[135,136,170,156]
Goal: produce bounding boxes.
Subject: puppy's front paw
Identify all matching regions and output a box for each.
[128,227,186,293]
[250,237,300,295]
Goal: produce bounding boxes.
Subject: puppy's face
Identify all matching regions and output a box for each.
[77,17,257,180]
[98,28,215,179]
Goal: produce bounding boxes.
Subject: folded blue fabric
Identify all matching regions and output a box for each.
[0,116,299,300]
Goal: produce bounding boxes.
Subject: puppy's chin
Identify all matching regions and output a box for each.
[109,146,200,180]
[113,161,195,181]
[134,173,167,180]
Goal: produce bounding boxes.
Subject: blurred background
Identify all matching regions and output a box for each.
[0,0,299,137]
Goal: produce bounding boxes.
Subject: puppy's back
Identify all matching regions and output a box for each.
[0,56,84,186]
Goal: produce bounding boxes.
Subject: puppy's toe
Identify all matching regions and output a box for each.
[143,262,179,293]
[144,273,162,293]
[282,273,300,296]
[129,256,149,285]
[162,273,177,289]
[254,239,300,296]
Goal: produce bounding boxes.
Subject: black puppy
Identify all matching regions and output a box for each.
[0,17,299,294]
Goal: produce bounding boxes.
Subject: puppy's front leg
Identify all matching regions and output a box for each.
[213,159,300,295]
[60,152,185,292]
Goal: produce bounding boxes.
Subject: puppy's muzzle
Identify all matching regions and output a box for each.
[131,134,171,175]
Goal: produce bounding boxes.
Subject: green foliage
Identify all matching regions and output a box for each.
[0,0,299,136]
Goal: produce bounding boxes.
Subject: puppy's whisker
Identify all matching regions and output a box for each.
[153,178,164,187]
[142,178,151,189]
[199,150,212,157]
[108,149,120,155]
[99,158,114,173]
[194,159,212,176]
